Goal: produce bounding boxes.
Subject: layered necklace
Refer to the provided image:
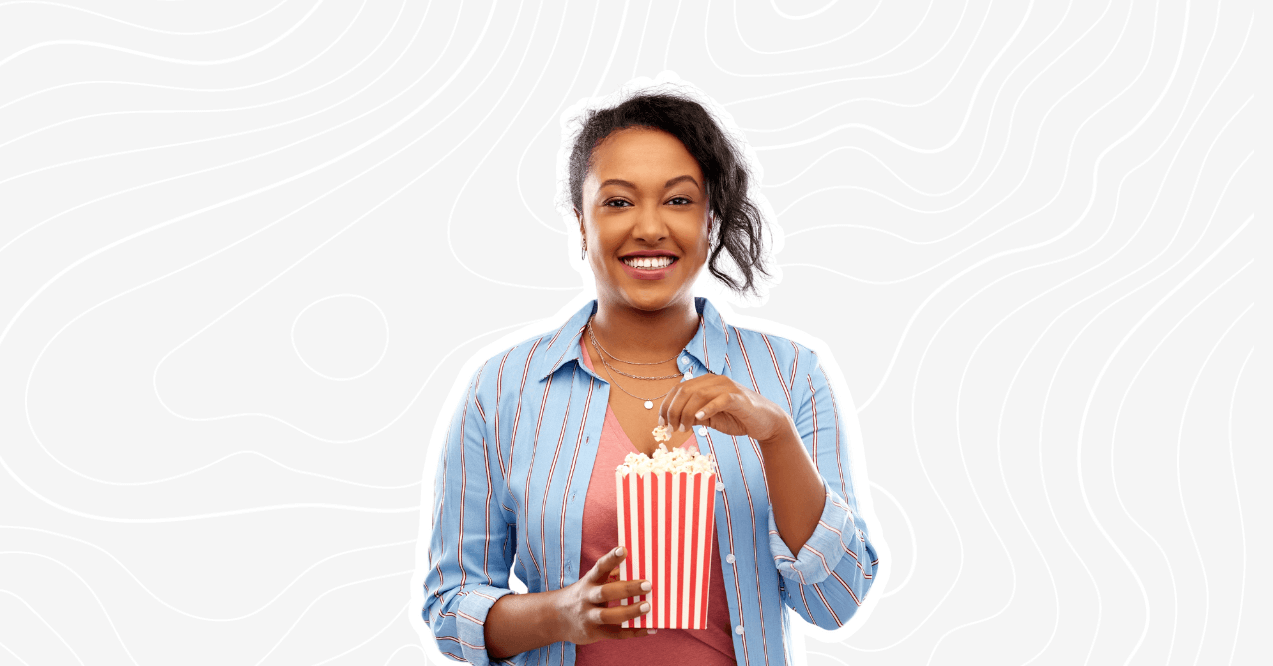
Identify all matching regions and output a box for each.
[586,317,684,409]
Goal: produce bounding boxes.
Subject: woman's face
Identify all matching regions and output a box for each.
[576,127,711,313]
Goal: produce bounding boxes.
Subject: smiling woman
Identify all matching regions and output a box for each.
[421,83,879,666]
[568,92,772,303]
[580,128,708,310]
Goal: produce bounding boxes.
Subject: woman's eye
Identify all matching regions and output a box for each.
[604,200,631,207]
[668,196,691,205]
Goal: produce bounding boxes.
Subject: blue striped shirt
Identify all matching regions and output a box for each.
[422,297,879,666]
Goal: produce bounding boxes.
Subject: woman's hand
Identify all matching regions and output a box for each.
[658,373,795,445]
[552,546,656,645]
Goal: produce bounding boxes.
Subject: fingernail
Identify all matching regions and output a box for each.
[614,547,625,557]
[640,580,652,592]
[695,410,705,420]
[648,629,658,634]
[658,415,664,426]
[640,602,650,612]
[678,423,685,432]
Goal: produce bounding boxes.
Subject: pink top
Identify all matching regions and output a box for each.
[575,333,736,665]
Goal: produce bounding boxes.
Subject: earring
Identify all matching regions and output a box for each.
[581,238,587,259]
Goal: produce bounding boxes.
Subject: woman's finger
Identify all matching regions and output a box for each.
[667,384,701,432]
[693,393,736,425]
[588,577,648,605]
[597,579,651,604]
[677,391,720,430]
[673,384,724,433]
[658,385,684,431]
[598,600,651,626]
[588,546,627,584]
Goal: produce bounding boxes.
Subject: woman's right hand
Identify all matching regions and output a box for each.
[553,546,656,645]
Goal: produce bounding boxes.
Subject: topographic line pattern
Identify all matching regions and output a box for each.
[0,2,1262,664]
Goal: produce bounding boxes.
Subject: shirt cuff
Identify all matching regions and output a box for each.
[768,480,852,586]
[455,585,519,665]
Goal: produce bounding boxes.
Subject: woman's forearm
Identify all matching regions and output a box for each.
[758,416,825,554]
[484,589,564,660]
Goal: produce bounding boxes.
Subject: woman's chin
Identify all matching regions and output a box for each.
[618,285,694,312]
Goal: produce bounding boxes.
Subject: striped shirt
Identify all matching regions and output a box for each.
[422,297,879,666]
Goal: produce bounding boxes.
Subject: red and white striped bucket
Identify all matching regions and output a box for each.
[615,470,717,629]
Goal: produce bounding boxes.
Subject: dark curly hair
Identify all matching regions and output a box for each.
[568,91,772,299]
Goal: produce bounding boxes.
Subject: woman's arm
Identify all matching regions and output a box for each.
[656,365,832,553]
[767,351,879,628]
[424,365,653,664]
[756,413,827,554]
[659,348,880,628]
[422,366,518,665]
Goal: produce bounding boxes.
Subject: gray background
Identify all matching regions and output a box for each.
[0,1,1266,665]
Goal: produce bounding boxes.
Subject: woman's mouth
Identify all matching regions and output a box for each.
[622,256,675,269]
[619,256,678,280]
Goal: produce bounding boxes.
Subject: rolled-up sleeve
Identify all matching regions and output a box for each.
[422,365,522,665]
[769,351,879,628]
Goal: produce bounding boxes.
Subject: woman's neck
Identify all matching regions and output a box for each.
[589,296,699,363]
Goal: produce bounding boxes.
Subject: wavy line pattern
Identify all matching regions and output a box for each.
[0,2,1262,664]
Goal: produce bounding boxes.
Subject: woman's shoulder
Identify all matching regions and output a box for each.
[721,323,821,379]
[465,323,574,398]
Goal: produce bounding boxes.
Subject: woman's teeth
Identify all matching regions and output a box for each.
[622,256,674,269]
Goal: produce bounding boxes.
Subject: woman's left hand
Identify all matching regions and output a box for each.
[658,373,795,445]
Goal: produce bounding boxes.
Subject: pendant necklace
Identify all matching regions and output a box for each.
[587,319,681,409]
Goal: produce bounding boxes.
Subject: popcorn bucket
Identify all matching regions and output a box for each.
[615,469,717,629]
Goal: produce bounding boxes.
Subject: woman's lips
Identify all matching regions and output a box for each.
[619,258,677,280]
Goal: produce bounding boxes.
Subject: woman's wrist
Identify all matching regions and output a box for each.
[541,587,567,643]
[756,410,800,451]
[485,588,565,660]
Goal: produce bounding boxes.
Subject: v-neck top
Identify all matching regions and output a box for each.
[574,331,736,665]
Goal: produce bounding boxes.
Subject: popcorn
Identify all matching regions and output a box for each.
[614,429,719,629]
[616,442,717,477]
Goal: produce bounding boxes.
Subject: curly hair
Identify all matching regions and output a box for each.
[567,92,772,299]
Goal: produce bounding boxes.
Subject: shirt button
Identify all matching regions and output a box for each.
[726,554,736,564]
[683,371,693,380]
[697,426,707,436]
[680,356,691,366]
[716,482,725,492]
[735,625,744,635]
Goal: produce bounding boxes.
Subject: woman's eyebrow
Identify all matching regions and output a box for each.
[663,175,700,190]
[596,175,701,194]
[598,174,702,192]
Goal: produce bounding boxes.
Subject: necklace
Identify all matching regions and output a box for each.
[586,319,682,365]
[587,331,678,410]
[598,360,683,381]
[587,322,682,380]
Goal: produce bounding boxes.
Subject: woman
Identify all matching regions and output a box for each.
[422,89,879,665]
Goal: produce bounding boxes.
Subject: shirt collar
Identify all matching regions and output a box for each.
[534,296,730,381]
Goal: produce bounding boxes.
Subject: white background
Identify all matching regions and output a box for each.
[0,2,1266,665]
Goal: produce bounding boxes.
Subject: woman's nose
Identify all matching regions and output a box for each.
[632,203,668,241]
